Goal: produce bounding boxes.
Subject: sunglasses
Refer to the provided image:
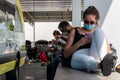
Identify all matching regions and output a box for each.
[84,20,95,25]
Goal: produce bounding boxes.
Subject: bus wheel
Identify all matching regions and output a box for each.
[15,58,20,80]
[6,58,20,80]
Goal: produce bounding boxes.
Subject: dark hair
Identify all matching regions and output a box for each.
[83,6,100,25]
[58,21,70,28]
[48,41,52,44]
[53,30,61,36]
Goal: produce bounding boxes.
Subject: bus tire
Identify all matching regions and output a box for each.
[5,60,19,80]
[6,52,20,80]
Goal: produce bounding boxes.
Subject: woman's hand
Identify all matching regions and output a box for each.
[52,39,58,44]
[78,34,92,46]
[56,35,62,38]
[85,33,92,43]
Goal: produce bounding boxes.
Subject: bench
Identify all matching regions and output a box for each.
[54,63,120,80]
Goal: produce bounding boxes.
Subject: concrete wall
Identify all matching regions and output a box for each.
[84,0,120,63]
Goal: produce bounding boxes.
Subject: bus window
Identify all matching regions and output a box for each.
[14,7,23,32]
[0,10,7,54]
[7,12,15,31]
[0,10,7,30]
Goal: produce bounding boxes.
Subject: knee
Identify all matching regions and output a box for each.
[93,28,105,37]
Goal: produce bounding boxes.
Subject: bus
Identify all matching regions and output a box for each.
[0,0,26,80]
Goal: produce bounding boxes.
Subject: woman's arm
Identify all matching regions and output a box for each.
[64,28,88,58]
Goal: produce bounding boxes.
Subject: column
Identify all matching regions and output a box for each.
[72,0,81,27]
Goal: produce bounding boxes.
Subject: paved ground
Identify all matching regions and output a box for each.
[1,62,120,80]
[55,64,120,80]
[20,63,46,80]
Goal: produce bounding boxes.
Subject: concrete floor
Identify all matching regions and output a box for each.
[55,64,120,80]
[0,63,46,80]
[1,62,119,80]
[20,63,46,80]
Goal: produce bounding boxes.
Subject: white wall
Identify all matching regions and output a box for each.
[35,22,60,41]
[85,0,120,63]
[24,23,33,41]
[25,22,72,42]
[25,22,61,42]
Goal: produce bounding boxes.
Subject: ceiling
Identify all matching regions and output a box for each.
[20,0,84,23]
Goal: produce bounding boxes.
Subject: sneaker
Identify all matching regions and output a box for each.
[41,61,46,66]
[28,61,31,64]
[116,64,120,73]
[110,44,118,71]
[100,54,114,76]
[112,56,118,72]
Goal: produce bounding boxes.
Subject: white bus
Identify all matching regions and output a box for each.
[0,0,26,80]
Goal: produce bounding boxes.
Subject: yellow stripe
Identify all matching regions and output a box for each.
[0,61,16,75]
[16,0,24,32]
[0,56,26,75]
[19,56,26,67]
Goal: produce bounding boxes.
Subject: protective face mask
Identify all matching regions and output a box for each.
[84,23,95,30]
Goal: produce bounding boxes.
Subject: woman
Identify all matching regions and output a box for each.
[64,6,114,76]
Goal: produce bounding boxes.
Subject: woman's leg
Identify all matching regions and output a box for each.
[89,28,107,61]
[89,28,114,76]
[71,49,98,71]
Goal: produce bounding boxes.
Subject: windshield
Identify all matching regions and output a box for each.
[0,10,7,30]
[0,0,25,55]
[0,13,15,55]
